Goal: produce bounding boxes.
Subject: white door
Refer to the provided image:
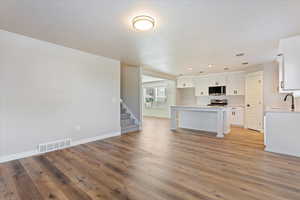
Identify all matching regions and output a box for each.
[245,72,263,131]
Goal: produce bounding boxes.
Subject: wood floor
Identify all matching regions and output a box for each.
[1,117,300,200]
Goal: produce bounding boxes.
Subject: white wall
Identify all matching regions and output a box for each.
[177,88,197,105]
[246,62,300,110]
[0,30,120,158]
[142,68,177,81]
[121,64,141,122]
[262,62,290,109]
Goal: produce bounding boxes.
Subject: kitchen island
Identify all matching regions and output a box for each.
[264,109,300,157]
[170,105,230,138]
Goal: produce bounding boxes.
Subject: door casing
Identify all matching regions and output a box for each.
[245,71,264,132]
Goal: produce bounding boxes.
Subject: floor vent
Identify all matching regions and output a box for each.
[38,139,72,153]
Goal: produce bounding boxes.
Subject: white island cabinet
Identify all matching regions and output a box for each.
[265,110,300,157]
[170,105,230,138]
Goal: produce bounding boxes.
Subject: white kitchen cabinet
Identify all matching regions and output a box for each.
[226,73,245,95]
[177,76,194,88]
[195,77,209,96]
[208,75,226,86]
[265,110,300,157]
[278,36,300,91]
[230,107,244,126]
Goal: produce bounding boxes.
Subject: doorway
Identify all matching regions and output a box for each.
[245,71,263,132]
[142,75,176,119]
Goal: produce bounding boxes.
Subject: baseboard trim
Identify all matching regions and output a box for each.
[0,131,121,164]
[265,147,300,158]
[0,150,40,164]
[72,131,120,146]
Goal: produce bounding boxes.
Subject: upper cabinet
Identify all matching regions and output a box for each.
[195,77,209,96]
[226,73,245,95]
[177,76,194,88]
[177,72,246,97]
[278,36,300,91]
[208,75,226,86]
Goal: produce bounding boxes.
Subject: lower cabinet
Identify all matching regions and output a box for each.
[230,107,244,127]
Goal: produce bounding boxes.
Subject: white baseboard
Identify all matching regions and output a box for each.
[0,131,121,164]
[72,131,120,146]
[265,147,300,158]
[0,150,40,164]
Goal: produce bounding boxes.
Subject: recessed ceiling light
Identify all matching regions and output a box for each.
[236,53,245,57]
[132,15,155,31]
[208,64,213,68]
[242,62,249,65]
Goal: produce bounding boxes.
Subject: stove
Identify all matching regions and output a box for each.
[207,99,228,106]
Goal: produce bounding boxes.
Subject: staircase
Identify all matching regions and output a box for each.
[120,100,140,134]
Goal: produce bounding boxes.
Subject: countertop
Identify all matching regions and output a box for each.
[171,105,243,109]
[265,108,300,114]
[170,105,231,111]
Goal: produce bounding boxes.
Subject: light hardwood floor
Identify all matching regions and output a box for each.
[1,117,300,200]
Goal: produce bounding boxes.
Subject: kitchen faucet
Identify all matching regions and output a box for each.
[284,93,295,111]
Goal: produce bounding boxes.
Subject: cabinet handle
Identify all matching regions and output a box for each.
[280,81,284,89]
[280,54,286,90]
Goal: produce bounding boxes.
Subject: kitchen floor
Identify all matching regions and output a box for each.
[1,117,300,200]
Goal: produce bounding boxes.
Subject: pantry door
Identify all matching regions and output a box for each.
[245,71,263,132]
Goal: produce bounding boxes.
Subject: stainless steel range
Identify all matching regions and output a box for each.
[207,99,228,106]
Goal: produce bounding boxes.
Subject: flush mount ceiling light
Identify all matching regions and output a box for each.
[132,15,155,31]
[208,64,213,68]
[236,53,245,57]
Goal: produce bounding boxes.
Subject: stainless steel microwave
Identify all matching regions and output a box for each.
[208,86,226,96]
